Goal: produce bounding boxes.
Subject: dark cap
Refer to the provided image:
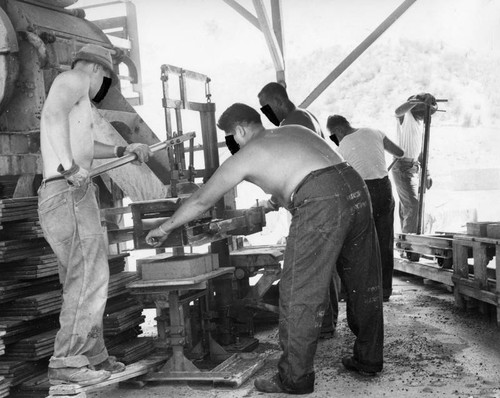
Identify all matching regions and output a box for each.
[72,44,119,86]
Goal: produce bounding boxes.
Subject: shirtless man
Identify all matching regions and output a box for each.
[258,82,338,340]
[258,82,324,138]
[146,103,383,395]
[38,44,152,386]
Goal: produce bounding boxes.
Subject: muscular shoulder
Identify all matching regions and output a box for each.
[44,70,90,112]
[282,109,312,127]
[48,70,89,99]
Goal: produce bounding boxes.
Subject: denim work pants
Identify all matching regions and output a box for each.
[365,176,395,299]
[38,180,109,369]
[391,159,420,233]
[278,163,384,389]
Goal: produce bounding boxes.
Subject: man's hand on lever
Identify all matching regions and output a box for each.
[253,197,280,214]
[57,161,89,187]
[125,143,153,164]
[145,223,170,247]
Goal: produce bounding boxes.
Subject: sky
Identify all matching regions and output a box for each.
[77,0,500,227]
[80,0,500,136]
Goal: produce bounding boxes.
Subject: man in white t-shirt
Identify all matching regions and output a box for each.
[327,115,403,301]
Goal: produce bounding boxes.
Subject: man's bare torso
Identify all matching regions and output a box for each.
[40,73,95,179]
[239,125,344,205]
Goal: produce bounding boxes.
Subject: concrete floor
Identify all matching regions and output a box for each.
[91,271,500,398]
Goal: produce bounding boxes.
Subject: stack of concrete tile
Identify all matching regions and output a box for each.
[138,252,219,280]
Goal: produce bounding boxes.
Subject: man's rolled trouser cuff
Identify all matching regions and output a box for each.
[49,355,90,369]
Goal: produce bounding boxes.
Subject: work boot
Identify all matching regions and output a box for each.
[341,356,378,377]
[92,356,126,374]
[254,373,314,395]
[48,366,111,386]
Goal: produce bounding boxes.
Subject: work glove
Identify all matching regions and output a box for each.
[125,143,153,164]
[418,171,433,193]
[426,172,433,190]
[57,161,89,187]
[145,223,170,247]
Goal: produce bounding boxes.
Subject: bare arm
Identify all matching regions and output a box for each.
[145,154,248,246]
[93,141,117,159]
[394,102,416,118]
[94,141,116,159]
[383,136,404,157]
[41,72,89,170]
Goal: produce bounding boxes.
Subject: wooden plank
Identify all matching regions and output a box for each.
[394,258,453,286]
[127,267,234,289]
[454,234,500,245]
[472,242,488,288]
[48,356,166,396]
[211,352,266,387]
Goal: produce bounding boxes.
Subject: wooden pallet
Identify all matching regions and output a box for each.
[143,352,266,387]
[452,234,500,325]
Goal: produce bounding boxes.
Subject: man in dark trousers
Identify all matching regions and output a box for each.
[257,82,337,338]
[327,114,403,301]
[146,103,384,395]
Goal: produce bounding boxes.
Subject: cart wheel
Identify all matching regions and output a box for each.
[437,257,453,269]
[406,252,420,262]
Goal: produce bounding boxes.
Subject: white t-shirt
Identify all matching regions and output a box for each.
[396,111,422,160]
[338,128,388,180]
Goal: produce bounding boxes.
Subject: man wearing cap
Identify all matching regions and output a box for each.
[38,43,152,386]
[146,103,383,395]
[392,93,436,234]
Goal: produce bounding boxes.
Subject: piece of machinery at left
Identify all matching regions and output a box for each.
[0,0,171,200]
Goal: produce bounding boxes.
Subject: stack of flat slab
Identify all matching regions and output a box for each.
[137,252,219,280]
[0,198,38,224]
[0,360,45,388]
[0,290,62,319]
[0,254,58,280]
[0,376,9,398]
[3,329,57,361]
[0,316,59,346]
[104,297,145,336]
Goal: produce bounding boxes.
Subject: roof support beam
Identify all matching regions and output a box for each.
[221,0,261,30]
[271,0,285,80]
[300,0,417,108]
[252,0,285,84]
[222,0,286,84]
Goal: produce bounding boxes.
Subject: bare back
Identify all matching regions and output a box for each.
[236,125,343,205]
[40,70,96,178]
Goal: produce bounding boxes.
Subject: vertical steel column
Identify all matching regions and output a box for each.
[416,103,432,235]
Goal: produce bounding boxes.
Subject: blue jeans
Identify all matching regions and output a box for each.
[278,163,384,390]
[391,159,420,233]
[365,176,395,299]
[38,180,109,368]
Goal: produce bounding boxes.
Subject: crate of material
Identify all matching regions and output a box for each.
[452,234,500,326]
[486,223,500,239]
[466,222,496,237]
[137,253,219,280]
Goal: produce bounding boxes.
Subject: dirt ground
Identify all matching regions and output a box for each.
[91,272,500,398]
